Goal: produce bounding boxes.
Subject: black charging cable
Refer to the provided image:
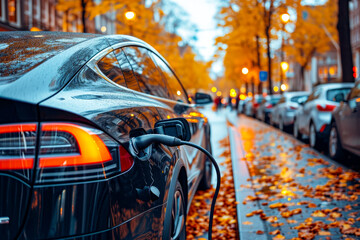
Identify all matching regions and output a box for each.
[130,134,221,240]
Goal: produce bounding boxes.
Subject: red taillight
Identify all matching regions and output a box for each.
[316,104,336,112]
[39,123,112,168]
[36,122,134,182]
[120,145,133,172]
[0,123,37,171]
[266,104,273,109]
[320,124,327,133]
[0,122,134,182]
[289,106,297,110]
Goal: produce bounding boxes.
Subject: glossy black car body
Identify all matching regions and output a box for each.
[0,32,211,239]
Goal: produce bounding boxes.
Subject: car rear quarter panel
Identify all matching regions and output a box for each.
[21,65,206,239]
[19,66,175,238]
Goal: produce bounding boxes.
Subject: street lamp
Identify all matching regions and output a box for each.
[281,13,290,24]
[242,67,249,94]
[281,61,289,72]
[125,11,136,20]
[125,10,136,35]
[242,67,249,75]
[280,12,290,93]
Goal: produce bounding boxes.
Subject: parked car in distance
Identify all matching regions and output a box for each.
[328,80,360,160]
[293,82,354,150]
[256,95,281,123]
[271,91,309,131]
[0,32,212,240]
[244,94,264,117]
[237,97,251,114]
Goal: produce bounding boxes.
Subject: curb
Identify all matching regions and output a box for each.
[228,126,269,240]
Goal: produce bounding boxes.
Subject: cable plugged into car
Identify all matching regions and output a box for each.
[129,118,220,240]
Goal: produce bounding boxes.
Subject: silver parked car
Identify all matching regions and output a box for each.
[244,94,264,117]
[328,80,360,159]
[271,91,309,131]
[293,82,354,149]
[237,97,251,114]
[256,95,281,123]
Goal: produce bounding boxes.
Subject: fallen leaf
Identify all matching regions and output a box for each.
[270,230,281,235]
[242,221,253,225]
[273,234,286,240]
[318,231,331,236]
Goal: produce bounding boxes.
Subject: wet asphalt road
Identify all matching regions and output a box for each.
[228,113,360,240]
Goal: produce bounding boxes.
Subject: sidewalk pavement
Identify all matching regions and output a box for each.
[229,115,360,240]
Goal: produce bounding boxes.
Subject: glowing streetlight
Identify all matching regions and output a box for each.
[211,87,217,92]
[230,88,237,98]
[176,90,181,96]
[281,61,289,72]
[274,86,279,92]
[280,13,290,94]
[281,13,290,24]
[100,26,107,33]
[281,84,287,91]
[125,11,136,20]
[216,91,222,96]
[242,67,249,75]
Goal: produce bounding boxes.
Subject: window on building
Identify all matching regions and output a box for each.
[329,66,337,76]
[8,0,17,23]
[0,0,2,19]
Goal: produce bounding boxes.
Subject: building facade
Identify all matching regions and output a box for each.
[350,0,360,79]
[0,0,116,34]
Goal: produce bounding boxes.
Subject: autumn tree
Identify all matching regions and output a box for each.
[216,0,300,94]
[337,0,355,82]
[216,0,265,93]
[286,1,337,90]
[56,0,213,91]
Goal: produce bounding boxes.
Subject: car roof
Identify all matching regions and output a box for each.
[0,32,152,104]
[314,82,354,90]
[284,91,309,98]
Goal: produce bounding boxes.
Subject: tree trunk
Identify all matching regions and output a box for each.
[266,28,272,94]
[337,0,354,82]
[256,34,262,94]
[300,66,305,91]
[81,0,87,33]
[251,78,255,94]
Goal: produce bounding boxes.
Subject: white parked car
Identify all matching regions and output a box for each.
[271,91,309,131]
[256,95,281,123]
[293,83,354,149]
[244,94,264,117]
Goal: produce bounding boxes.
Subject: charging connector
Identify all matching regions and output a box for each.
[129,134,220,240]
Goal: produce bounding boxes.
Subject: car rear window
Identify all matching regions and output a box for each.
[290,95,308,103]
[0,33,92,80]
[256,97,264,103]
[269,97,281,105]
[326,88,352,102]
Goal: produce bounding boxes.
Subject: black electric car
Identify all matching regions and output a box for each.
[0,32,212,240]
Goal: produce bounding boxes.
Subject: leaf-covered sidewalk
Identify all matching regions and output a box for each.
[233,116,360,240]
[186,137,239,239]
